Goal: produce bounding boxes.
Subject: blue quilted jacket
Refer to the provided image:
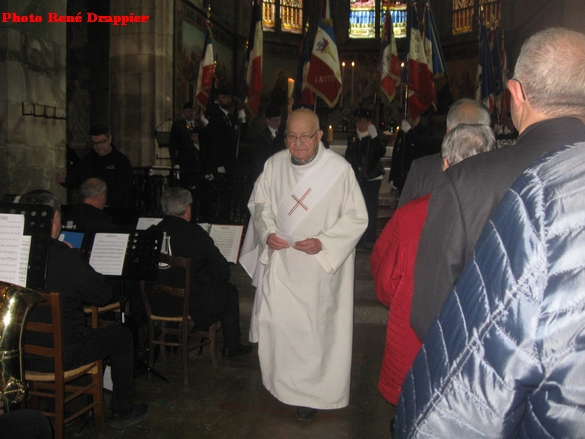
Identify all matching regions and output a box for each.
[396,142,585,438]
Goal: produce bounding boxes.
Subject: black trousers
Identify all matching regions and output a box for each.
[360,179,382,244]
[190,282,242,350]
[67,325,136,412]
[0,409,52,439]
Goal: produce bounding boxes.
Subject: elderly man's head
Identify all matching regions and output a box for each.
[160,187,193,218]
[441,124,496,170]
[285,108,323,164]
[510,28,585,133]
[79,178,107,210]
[19,190,62,239]
[446,98,491,131]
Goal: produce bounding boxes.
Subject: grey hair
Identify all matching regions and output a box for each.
[78,178,107,201]
[160,187,193,217]
[446,98,491,130]
[441,124,496,166]
[19,189,61,213]
[514,27,585,118]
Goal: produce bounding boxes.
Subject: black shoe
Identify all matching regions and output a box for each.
[296,406,317,421]
[109,403,150,429]
[222,344,253,358]
[390,417,395,435]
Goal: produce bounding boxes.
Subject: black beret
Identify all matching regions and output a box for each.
[183,101,194,110]
[265,106,281,119]
[215,85,232,96]
[353,108,372,119]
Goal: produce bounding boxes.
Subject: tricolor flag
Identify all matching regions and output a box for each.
[293,38,315,106]
[404,2,435,119]
[378,8,401,102]
[245,0,264,118]
[475,18,496,113]
[195,18,215,110]
[306,0,342,108]
[423,0,447,79]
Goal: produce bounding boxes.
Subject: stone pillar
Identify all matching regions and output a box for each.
[110,0,174,168]
[0,0,67,199]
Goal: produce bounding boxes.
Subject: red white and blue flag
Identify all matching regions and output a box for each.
[378,8,401,102]
[404,2,436,119]
[306,0,342,108]
[423,0,447,80]
[195,18,215,110]
[475,14,497,113]
[245,0,264,118]
[293,38,315,106]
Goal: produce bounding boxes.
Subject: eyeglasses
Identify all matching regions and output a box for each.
[510,77,526,100]
[285,131,318,145]
[91,138,110,147]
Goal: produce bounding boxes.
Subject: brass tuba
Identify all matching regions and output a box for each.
[0,281,43,412]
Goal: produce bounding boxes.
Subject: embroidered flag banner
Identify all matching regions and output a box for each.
[294,38,315,106]
[306,0,342,108]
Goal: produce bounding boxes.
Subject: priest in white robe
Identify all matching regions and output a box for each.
[240,108,368,420]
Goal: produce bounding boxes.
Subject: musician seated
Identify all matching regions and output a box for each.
[61,178,118,232]
[20,190,150,430]
[148,187,253,358]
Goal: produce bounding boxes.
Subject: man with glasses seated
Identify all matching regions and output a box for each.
[58,124,132,208]
[241,108,368,421]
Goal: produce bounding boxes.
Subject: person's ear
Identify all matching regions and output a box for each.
[508,79,525,106]
[316,129,324,143]
[442,158,449,171]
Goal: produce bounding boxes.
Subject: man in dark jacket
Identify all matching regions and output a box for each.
[61,177,117,232]
[345,108,387,248]
[252,105,285,181]
[58,124,133,208]
[21,190,149,429]
[149,187,252,358]
[411,27,585,342]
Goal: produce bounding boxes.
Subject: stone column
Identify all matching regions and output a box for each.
[0,0,67,199]
[110,0,174,168]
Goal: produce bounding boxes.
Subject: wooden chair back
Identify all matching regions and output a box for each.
[24,291,106,439]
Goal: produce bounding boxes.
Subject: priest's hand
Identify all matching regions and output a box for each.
[294,238,322,255]
[267,233,289,250]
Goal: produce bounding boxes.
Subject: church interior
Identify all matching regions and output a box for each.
[1,0,584,438]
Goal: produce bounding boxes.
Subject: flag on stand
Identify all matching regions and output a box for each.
[404,1,435,119]
[195,17,215,110]
[306,0,342,108]
[475,17,496,113]
[423,0,447,79]
[378,8,401,102]
[498,30,511,129]
[293,38,315,106]
[245,0,264,118]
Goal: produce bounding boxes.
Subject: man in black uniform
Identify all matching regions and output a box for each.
[21,190,149,429]
[149,187,252,358]
[61,177,117,232]
[252,105,285,181]
[58,124,133,208]
[345,108,387,248]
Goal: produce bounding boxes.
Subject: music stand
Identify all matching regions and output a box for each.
[0,202,53,290]
[84,229,169,383]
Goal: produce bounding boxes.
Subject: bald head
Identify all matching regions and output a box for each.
[446,98,491,131]
[513,27,585,119]
[285,108,323,164]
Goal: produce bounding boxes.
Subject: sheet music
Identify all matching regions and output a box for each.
[17,236,31,287]
[209,225,244,264]
[89,233,129,276]
[136,217,162,230]
[0,213,25,285]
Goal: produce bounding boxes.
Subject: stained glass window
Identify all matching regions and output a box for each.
[262,0,303,34]
[349,1,407,40]
[453,0,474,34]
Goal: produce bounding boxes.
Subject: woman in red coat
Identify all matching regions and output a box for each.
[370,195,428,404]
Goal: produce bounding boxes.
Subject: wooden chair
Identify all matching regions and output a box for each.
[140,253,218,386]
[84,300,129,328]
[24,291,106,439]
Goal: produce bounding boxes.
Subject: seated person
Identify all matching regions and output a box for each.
[20,190,149,430]
[370,124,495,417]
[148,187,252,358]
[61,177,117,232]
[0,406,52,439]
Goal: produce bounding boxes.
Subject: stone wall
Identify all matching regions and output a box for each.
[0,0,67,199]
